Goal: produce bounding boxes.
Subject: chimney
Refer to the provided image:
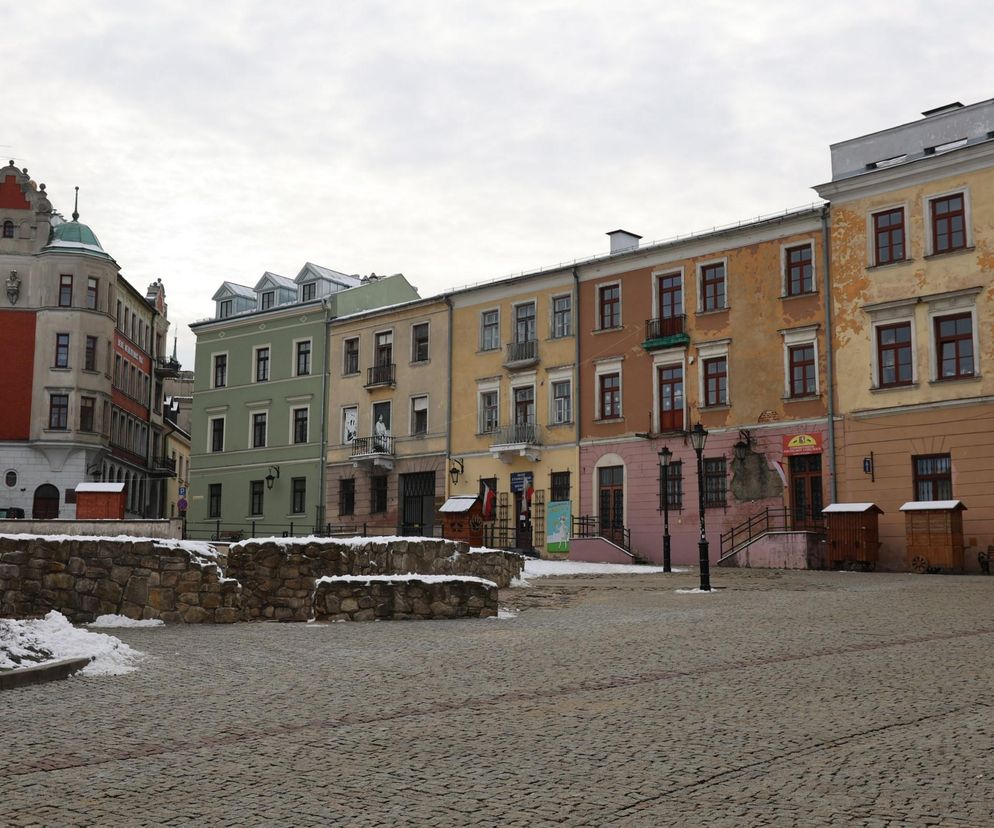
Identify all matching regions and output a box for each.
[607,229,642,255]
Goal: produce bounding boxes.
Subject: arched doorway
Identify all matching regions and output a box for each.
[32,484,61,520]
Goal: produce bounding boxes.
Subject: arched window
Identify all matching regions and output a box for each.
[2,220,13,239]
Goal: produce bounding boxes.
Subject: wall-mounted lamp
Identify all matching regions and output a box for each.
[733,429,753,461]
[265,465,280,490]
[449,458,464,487]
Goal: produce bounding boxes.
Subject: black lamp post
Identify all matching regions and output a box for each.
[658,446,672,573]
[689,423,712,592]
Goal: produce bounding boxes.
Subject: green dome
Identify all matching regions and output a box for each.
[43,220,113,260]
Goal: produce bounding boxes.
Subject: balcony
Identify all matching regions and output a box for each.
[151,455,177,475]
[642,315,690,351]
[503,339,539,369]
[351,435,394,470]
[365,363,396,389]
[154,355,182,377]
[489,423,542,463]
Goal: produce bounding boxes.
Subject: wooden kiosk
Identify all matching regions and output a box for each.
[822,503,882,570]
[438,495,485,546]
[899,500,966,573]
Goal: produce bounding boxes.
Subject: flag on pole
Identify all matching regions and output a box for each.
[482,482,496,520]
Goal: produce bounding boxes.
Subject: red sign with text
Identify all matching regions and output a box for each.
[782,433,822,456]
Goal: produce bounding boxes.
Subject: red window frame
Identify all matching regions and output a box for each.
[658,364,683,432]
[599,285,620,329]
[912,454,952,501]
[876,322,913,387]
[872,209,905,265]
[703,357,727,407]
[785,244,814,295]
[700,263,726,312]
[930,194,966,254]
[599,373,620,419]
[788,344,816,398]
[935,313,974,379]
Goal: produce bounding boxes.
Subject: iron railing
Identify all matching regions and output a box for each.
[719,506,826,558]
[490,423,541,446]
[184,520,370,542]
[151,455,177,473]
[504,339,538,364]
[572,515,630,550]
[351,435,394,456]
[365,363,396,387]
[644,315,687,340]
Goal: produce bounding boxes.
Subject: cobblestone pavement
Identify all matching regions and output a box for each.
[2,568,994,827]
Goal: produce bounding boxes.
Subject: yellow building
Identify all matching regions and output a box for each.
[815,99,994,570]
[448,270,578,555]
[164,421,190,519]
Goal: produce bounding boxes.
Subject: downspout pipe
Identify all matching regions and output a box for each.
[318,298,331,530]
[820,205,838,503]
[445,295,454,492]
[572,266,580,504]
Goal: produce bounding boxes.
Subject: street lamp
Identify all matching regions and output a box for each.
[688,423,712,592]
[658,446,672,573]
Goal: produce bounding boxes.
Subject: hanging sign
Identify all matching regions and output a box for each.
[782,433,822,456]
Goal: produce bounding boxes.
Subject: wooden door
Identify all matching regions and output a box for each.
[658,365,683,432]
[789,454,823,529]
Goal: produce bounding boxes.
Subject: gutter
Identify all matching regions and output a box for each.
[820,205,838,503]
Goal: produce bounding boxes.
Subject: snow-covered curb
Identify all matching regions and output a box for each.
[88,615,165,628]
[1,612,145,676]
[315,573,498,588]
[229,534,450,550]
[511,559,685,585]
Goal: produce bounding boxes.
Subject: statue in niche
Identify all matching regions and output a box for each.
[6,271,20,305]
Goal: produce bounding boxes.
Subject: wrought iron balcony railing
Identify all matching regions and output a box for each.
[365,363,396,387]
[644,315,687,341]
[490,423,541,447]
[351,435,395,457]
[504,339,538,366]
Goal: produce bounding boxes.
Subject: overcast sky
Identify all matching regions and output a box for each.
[7,1,992,366]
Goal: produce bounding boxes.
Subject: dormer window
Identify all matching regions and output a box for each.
[261,291,275,310]
[219,300,232,319]
[301,282,316,301]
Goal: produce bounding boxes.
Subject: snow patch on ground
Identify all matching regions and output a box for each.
[522,560,680,578]
[230,535,451,550]
[88,615,165,629]
[315,573,497,587]
[493,608,519,619]
[1,611,145,676]
[675,587,719,594]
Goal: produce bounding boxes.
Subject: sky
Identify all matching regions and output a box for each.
[6,1,992,367]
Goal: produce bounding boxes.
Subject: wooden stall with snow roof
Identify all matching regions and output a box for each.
[900,500,966,573]
[74,482,126,520]
[438,495,484,546]
[821,503,882,570]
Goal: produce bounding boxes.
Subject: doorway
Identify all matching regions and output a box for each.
[598,465,625,545]
[400,471,436,536]
[789,454,823,529]
[32,484,60,520]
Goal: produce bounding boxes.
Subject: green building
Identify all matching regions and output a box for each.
[188,264,419,538]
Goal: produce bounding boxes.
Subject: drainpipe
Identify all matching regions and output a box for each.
[572,266,580,503]
[820,205,838,503]
[445,295,453,494]
[146,307,158,519]
[318,298,331,531]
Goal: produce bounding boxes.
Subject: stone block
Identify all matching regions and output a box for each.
[214,607,240,624]
[160,611,183,624]
[110,565,132,585]
[200,593,221,610]
[148,588,176,611]
[176,592,200,606]
[75,578,98,595]
[123,575,148,606]
[66,556,86,576]
[340,597,359,613]
[0,550,29,565]
[181,606,209,624]
[429,601,455,618]
[352,609,375,621]
[0,564,19,579]
[95,580,123,605]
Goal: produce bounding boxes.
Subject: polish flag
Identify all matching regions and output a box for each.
[482,482,496,520]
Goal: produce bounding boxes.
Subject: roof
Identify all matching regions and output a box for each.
[296,262,361,287]
[438,495,479,513]
[211,281,255,301]
[75,482,125,493]
[899,500,966,511]
[254,271,297,291]
[822,503,882,514]
[42,220,113,261]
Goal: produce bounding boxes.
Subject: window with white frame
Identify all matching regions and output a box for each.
[597,284,621,330]
[928,192,968,255]
[594,358,623,419]
[479,388,499,433]
[780,326,819,399]
[342,405,358,444]
[551,379,572,424]
[697,340,730,408]
[783,243,815,296]
[481,310,500,351]
[552,295,572,338]
[295,340,311,376]
[410,395,428,435]
[865,298,917,390]
[411,323,429,362]
[698,260,727,312]
[343,337,359,375]
[292,407,309,444]
[252,412,268,448]
[254,346,270,382]
[925,287,981,382]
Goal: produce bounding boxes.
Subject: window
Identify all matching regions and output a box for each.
[873,209,905,265]
[208,484,222,518]
[5,470,16,487]
[55,333,70,368]
[481,310,499,350]
[480,390,498,433]
[219,300,232,319]
[291,477,306,514]
[301,282,316,301]
[338,478,355,516]
[255,347,270,382]
[552,295,572,338]
[2,220,13,238]
[877,322,913,387]
[598,285,620,329]
[658,364,684,432]
[116,300,122,328]
[87,278,98,310]
[84,336,97,371]
[599,373,620,419]
[261,291,275,310]
[252,412,267,448]
[703,458,726,508]
[513,386,535,425]
[552,380,571,424]
[785,244,814,296]
[660,461,683,510]
[249,480,264,516]
[375,331,393,365]
[49,394,69,430]
[935,313,974,379]
[913,454,952,501]
[931,194,966,254]
[550,471,571,503]
[703,357,727,407]
[700,262,726,312]
[371,476,388,513]
[59,274,73,307]
[210,417,224,452]
[514,303,536,343]
[412,323,429,362]
[79,397,95,432]
[343,338,359,374]
[293,408,309,444]
[213,354,227,388]
[342,406,357,444]
[411,396,428,435]
[788,344,816,398]
[296,340,311,376]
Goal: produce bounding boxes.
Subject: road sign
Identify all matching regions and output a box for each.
[178,486,187,496]
[177,498,188,511]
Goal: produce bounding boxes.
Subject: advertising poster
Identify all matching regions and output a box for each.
[547,500,571,553]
